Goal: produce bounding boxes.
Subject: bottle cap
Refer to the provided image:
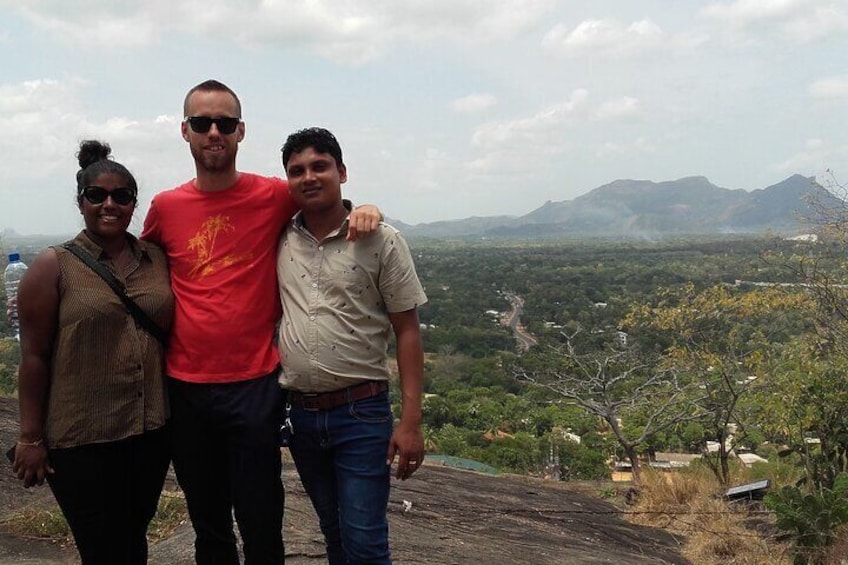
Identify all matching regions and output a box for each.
[8,253,20,262]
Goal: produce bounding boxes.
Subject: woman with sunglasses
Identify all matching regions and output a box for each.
[11,140,174,564]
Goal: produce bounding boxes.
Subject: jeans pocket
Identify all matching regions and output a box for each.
[349,393,392,423]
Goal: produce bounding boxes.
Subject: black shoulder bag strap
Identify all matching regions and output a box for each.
[61,242,169,345]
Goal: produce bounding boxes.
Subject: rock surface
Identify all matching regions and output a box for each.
[0,397,689,564]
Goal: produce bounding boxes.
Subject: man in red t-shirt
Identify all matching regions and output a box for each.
[142,80,380,564]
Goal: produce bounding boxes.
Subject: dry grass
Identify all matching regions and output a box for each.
[0,505,71,540]
[627,467,794,565]
[0,491,188,544]
[148,490,188,541]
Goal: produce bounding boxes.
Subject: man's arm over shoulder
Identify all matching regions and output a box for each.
[346,203,383,241]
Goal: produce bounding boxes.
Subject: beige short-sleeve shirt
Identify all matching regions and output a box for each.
[276,217,427,393]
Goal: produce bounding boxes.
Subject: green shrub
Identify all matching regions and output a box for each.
[558,439,610,481]
[765,472,848,564]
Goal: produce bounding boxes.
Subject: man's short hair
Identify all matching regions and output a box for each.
[183,79,242,117]
[281,127,344,169]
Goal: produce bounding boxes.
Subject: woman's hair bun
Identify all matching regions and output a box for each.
[77,140,112,170]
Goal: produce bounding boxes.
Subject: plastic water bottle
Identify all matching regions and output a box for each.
[4,253,28,341]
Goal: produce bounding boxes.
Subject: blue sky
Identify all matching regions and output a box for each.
[1,0,847,235]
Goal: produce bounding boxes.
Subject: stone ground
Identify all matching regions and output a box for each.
[0,397,690,564]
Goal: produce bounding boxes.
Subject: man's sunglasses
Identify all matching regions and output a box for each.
[185,116,242,135]
[82,186,136,206]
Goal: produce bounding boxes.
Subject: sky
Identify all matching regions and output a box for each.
[1,0,848,236]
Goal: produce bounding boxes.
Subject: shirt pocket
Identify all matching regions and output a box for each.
[328,265,370,298]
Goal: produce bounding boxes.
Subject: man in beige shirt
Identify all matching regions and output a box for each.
[276,127,427,565]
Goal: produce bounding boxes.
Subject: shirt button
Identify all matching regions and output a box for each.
[309,315,316,321]
[318,246,323,251]
[312,283,318,288]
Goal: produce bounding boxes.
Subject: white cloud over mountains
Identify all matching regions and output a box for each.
[0,1,846,232]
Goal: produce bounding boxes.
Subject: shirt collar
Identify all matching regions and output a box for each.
[75,231,149,262]
[291,211,350,241]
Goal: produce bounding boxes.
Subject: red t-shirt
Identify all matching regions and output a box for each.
[141,173,298,383]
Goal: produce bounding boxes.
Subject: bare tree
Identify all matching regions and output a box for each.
[688,361,759,485]
[516,333,704,484]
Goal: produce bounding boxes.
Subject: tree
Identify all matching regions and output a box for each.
[516,332,702,484]
[775,172,848,360]
[755,336,848,491]
[625,283,812,485]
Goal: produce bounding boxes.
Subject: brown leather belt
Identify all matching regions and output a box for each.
[288,380,388,411]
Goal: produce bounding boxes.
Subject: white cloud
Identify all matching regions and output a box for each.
[700,0,848,42]
[2,1,848,230]
[7,0,556,64]
[0,77,187,233]
[774,138,848,174]
[809,76,848,99]
[466,153,499,175]
[467,91,646,179]
[0,78,84,113]
[372,0,555,42]
[0,79,87,165]
[154,114,179,126]
[464,138,569,182]
[0,78,175,161]
[410,147,452,192]
[451,93,497,113]
[18,3,161,47]
[594,97,641,121]
[700,0,805,23]
[472,89,589,147]
[596,137,657,158]
[783,6,848,41]
[542,18,664,58]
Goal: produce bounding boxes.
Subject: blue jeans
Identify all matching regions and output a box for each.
[288,391,393,565]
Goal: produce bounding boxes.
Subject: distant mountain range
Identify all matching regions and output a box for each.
[392,174,837,239]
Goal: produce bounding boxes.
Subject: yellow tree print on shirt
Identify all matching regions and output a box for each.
[187,215,237,278]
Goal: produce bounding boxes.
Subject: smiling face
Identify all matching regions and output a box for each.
[285,147,348,214]
[79,172,135,244]
[182,89,245,174]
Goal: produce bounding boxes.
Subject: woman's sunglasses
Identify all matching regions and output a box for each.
[82,186,136,206]
[184,116,241,135]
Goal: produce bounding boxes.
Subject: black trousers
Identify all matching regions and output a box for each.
[47,427,170,565]
[168,372,285,565]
